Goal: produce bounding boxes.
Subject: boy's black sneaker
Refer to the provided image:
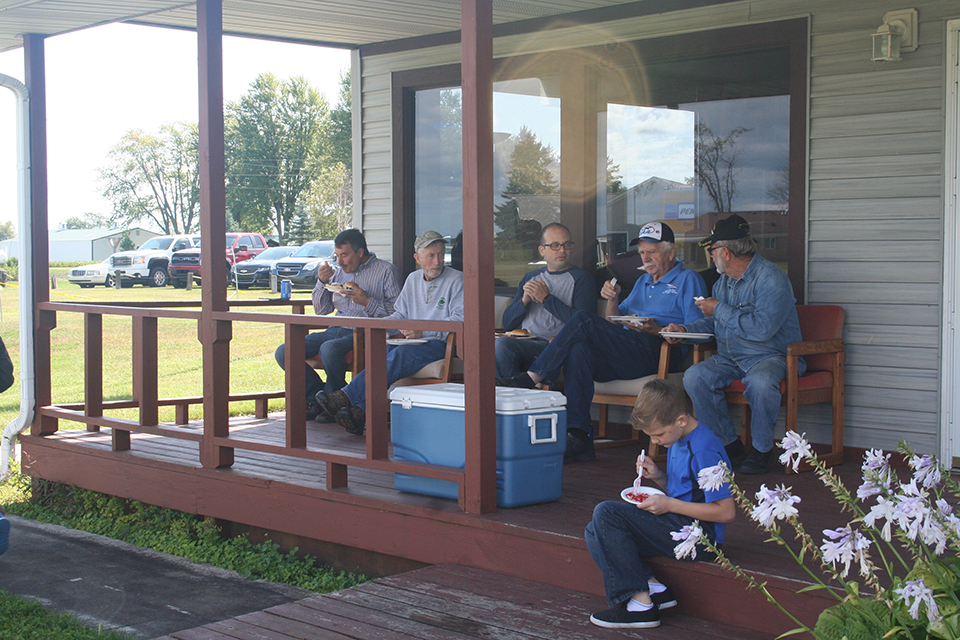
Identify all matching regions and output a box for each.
[590,601,660,629]
[651,587,677,609]
[495,373,537,389]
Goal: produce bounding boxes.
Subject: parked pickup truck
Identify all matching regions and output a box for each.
[168,232,269,288]
[110,234,200,287]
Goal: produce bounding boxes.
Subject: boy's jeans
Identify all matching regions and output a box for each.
[585,501,716,607]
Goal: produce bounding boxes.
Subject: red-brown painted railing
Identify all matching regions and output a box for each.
[34,299,468,504]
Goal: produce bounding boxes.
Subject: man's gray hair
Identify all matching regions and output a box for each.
[658,241,677,255]
[714,236,756,258]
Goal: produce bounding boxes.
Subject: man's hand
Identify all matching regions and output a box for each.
[600,279,620,301]
[662,323,687,344]
[622,319,663,335]
[638,493,673,516]
[317,262,335,285]
[401,329,423,339]
[341,283,370,307]
[695,297,719,317]
[523,279,550,304]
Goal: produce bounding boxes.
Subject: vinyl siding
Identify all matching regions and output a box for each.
[358,0,955,453]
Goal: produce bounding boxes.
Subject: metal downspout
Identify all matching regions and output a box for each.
[0,73,35,481]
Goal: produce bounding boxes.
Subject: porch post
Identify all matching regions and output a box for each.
[23,34,55,435]
[197,0,233,468]
[461,0,496,514]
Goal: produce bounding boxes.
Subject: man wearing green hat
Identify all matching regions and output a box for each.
[663,214,803,475]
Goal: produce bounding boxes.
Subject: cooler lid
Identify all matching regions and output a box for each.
[389,382,566,411]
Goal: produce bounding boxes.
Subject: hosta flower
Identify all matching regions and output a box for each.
[697,462,729,492]
[821,526,873,578]
[935,498,960,541]
[671,521,703,560]
[750,484,801,528]
[909,454,942,490]
[858,449,893,500]
[863,496,897,541]
[778,431,813,472]
[895,579,940,625]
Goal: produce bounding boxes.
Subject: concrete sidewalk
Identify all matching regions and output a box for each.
[0,514,313,639]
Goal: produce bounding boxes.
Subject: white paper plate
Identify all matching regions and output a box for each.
[386,338,428,346]
[659,331,714,340]
[500,334,536,339]
[621,486,665,505]
[609,316,652,325]
[324,283,352,293]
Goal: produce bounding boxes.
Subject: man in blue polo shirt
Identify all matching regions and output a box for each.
[498,222,707,463]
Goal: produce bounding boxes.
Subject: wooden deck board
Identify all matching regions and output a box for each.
[165,564,769,640]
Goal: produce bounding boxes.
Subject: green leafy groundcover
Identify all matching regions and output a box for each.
[2,472,367,593]
[0,591,132,640]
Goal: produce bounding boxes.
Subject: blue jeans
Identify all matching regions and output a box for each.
[274,326,355,401]
[585,500,716,607]
[495,336,548,378]
[527,311,669,436]
[343,339,448,409]
[683,354,791,453]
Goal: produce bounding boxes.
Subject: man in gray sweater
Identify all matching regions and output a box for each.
[315,230,464,436]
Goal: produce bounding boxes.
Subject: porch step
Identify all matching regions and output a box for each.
[156,563,770,640]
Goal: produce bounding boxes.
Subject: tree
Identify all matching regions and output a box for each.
[0,221,15,241]
[494,126,556,255]
[606,157,625,194]
[303,162,353,240]
[225,74,331,244]
[62,212,110,229]
[328,69,352,169]
[694,122,751,213]
[99,123,200,234]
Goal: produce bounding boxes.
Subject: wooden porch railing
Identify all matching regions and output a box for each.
[33,299,471,508]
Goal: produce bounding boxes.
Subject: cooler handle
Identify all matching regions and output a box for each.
[528,413,558,444]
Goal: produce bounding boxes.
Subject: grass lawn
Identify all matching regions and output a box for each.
[0,591,132,640]
[0,277,318,426]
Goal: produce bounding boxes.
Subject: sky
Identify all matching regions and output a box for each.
[0,22,351,233]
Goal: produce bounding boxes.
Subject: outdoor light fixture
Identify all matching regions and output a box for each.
[871,8,918,62]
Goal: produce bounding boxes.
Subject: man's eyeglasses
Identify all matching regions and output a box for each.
[707,246,720,256]
[542,241,575,251]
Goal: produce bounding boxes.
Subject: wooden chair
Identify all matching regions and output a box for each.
[690,304,846,471]
[305,329,365,377]
[391,332,461,387]
[592,339,685,451]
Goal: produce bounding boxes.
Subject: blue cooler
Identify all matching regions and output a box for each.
[390,383,566,507]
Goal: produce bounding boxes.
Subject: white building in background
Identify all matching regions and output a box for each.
[0,227,158,262]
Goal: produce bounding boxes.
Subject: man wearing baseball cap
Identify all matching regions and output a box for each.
[315,230,464,436]
[663,214,804,474]
[499,220,707,463]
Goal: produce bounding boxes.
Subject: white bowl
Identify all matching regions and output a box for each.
[621,486,665,505]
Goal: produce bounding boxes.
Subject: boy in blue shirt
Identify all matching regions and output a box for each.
[585,379,735,628]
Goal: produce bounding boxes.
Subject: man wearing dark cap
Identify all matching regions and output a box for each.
[499,221,707,463]
[664,214,804,474]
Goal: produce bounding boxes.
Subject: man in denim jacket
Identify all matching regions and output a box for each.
[663,214,803,474]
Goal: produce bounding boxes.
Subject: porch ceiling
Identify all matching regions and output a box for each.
[0,0,641,54]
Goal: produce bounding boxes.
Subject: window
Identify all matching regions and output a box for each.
[413,78,561,286]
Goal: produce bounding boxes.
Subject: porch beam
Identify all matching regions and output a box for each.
[84,313,103,429]
[24,34,55,436]
[460,0,497,514]
[132,316,159,427]
[197,0,233,468]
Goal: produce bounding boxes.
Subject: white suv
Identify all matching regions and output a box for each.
[109,234,200,287]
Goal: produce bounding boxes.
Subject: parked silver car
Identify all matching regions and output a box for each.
[68,258,116,288]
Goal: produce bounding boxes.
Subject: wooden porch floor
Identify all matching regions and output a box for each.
[22,413,862,635]
[155,563,770,640]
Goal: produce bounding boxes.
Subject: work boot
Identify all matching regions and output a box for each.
[315,389,351,421]
[336,406,366,436]
[564,428,596,463]
[738,447,773,475]
[724,439,747,467]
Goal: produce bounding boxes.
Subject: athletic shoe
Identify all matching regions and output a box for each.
[651,587,677,610]
[590,601,660,629]
[495,373,536,389]
[725,439,747,467]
